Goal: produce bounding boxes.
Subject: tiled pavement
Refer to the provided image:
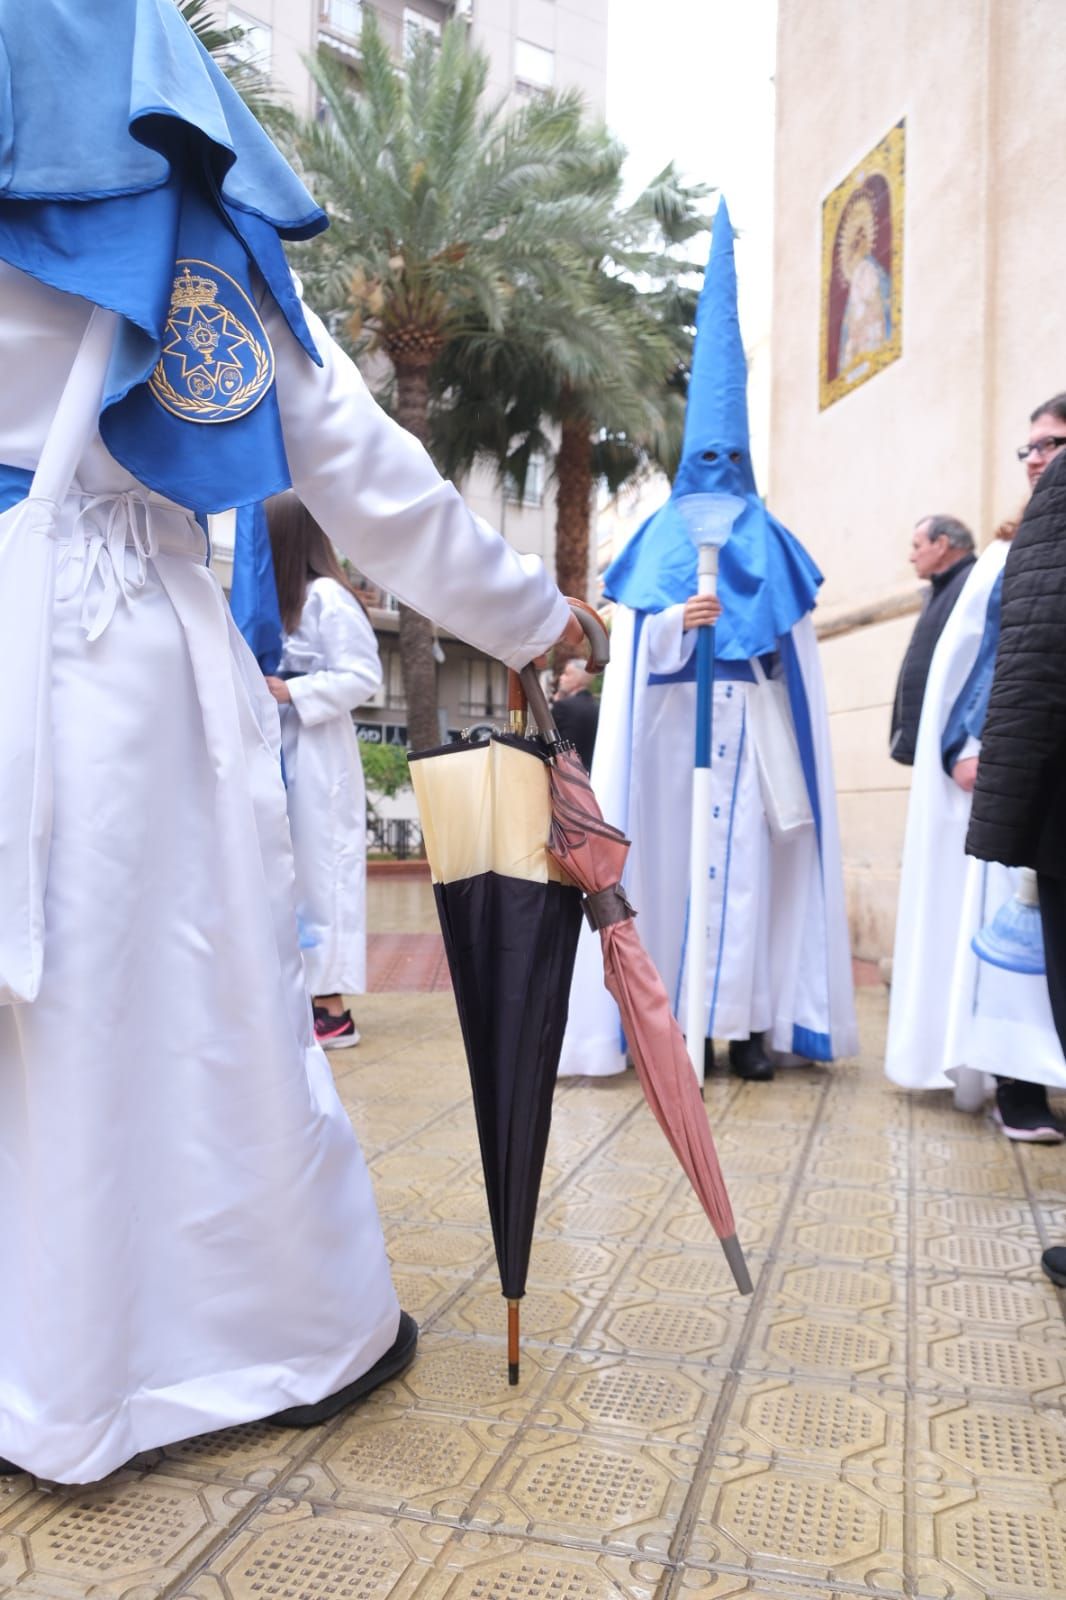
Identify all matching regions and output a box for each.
[2,889,1066,1597]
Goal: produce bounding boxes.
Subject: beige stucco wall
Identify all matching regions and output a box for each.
[770,0,1066,961]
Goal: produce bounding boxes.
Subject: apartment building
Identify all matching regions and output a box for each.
[216,0,608,747]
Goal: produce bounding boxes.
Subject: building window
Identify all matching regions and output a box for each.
[381,648,407,710]
[461,658,507,718]
[503,451,546,509]
[514,39,554,92]
[320,0,363,41]
[227,7,273,66]
[404,8,442,56]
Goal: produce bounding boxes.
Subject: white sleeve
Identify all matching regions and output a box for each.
[269,301,571,669]
[288,583,383,728]
[644,604,695,675]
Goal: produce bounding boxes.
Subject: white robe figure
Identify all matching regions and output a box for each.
[280,579,381,997]
[885,540,1066,1096]
[0,261,569,1483]
[559,603,858,1076]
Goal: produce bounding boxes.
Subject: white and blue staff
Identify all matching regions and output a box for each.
[677,491,744,1087]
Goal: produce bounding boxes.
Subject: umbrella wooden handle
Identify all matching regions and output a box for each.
[566,598,610,673]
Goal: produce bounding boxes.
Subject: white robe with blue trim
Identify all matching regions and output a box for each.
[281,578,381,997]
[885,540,1066,1095]
[559,604,857,1076]
[0,260,569,1483]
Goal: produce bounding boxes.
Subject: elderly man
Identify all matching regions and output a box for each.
[551,657,599,770]
[889,515,976,765]
[888,399,1066,1140]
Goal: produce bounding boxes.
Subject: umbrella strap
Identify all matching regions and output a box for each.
[582,883,636,931]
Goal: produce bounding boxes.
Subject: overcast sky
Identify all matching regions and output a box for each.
[605,0,778,344]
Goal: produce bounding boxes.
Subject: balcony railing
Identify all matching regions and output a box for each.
[319,0,403,59]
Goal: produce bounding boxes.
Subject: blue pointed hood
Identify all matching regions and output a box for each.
[605,197,823,659]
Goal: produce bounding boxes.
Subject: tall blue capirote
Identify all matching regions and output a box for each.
[604,197,823,660]
[230,503,283,675]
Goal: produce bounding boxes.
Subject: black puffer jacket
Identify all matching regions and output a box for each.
[967,449,1066,876]
[889,553,975,764]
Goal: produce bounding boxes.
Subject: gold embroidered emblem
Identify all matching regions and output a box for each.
[149,260,274,424]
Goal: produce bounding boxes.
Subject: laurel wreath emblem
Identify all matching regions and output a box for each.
[149,259,276,426]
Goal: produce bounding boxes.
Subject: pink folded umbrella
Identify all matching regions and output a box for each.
[516,622,752,1296]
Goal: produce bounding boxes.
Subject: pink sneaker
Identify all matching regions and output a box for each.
[313,1007,361,1050]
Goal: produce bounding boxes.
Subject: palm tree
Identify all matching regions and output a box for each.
[432,156,710,607]
[295,17,611,750]
[178,0,295,141]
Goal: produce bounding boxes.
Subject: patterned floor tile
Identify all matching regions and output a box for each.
[717,1374,905,1479]
[280,1410,514,1521]
[351,1332,564,1425]
[179,1506,674,1600]
[579,1290,750,1367]
[533,1351,727,1448]
[0,1472,255,1598]
[469,1426,700,1557]
[686,1457,905,1590]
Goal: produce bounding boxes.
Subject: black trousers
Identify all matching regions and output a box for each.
[1039,874,1066,1056]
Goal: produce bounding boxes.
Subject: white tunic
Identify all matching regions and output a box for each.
[281,578,381,997]
[885,541,1066,1095]
[0,261,568,1483]
[559,603,857,1076]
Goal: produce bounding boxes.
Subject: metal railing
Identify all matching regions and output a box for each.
[366,815,424,860]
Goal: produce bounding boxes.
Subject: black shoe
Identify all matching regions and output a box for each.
[1042,1247,1066,1288]
[728,1033,775,1082]
[0,1458,20,1475]
[268,1310,418,1427]
[993,1080,1064,1143]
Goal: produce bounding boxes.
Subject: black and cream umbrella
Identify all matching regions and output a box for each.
[408,607,608,1381]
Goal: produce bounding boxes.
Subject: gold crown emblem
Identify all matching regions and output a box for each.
[171,266,219,309]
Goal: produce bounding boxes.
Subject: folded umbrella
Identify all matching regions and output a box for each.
[518,643,753,1296]
[409,726,584,1384]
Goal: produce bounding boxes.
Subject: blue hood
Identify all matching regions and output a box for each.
[605,197,822,658]
[0,0,326,510]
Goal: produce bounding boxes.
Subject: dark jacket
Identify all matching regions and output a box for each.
[967,449,1066,876]
[552,689,599,771]
[889,552,976,764]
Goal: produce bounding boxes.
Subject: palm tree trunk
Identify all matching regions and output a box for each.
[554,412,593,603]
[392,360,441,752]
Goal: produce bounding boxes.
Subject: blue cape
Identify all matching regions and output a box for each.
[605,196,822,659]
[0,0,326,511]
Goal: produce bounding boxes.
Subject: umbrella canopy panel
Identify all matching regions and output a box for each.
[410,735,582,1301]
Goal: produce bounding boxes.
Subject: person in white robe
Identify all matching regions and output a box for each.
[266,492,381,1049]
[0,2,581,1485]
[559,200,857,1082]
[886,526,1066,1134]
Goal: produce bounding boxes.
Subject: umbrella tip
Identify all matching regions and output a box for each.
[507,1297,521,1385]
[720,1232,754,1295]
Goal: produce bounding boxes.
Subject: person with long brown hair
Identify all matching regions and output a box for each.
[265,492,379,1048]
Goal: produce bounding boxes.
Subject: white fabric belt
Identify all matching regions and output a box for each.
[49,488,204,642]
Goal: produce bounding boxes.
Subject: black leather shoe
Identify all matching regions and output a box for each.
[0,1458,20,1475]
[728,1033,775,1082]
[1042,1247,1066,1288]
[268,1310,419,1427]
